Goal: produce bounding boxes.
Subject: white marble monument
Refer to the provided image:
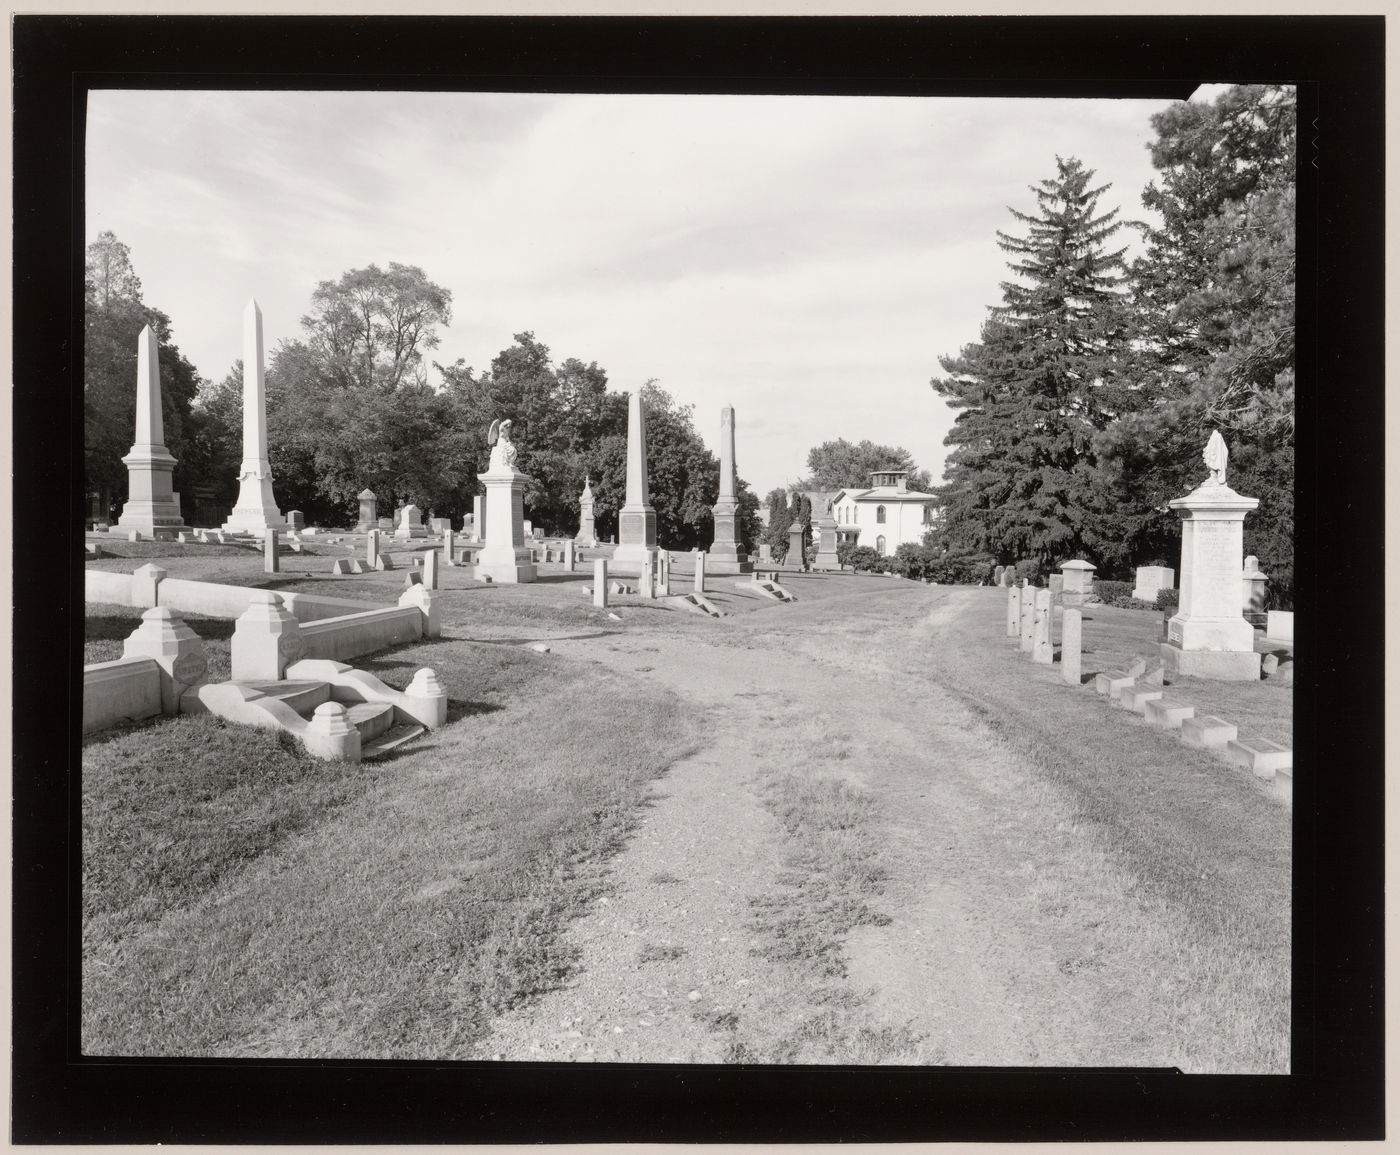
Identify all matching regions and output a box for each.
[707,405,753,575]
[1160,431,1261,680]
[575,476,599,547]
[113,325,188,539]
[473,418,537,584]
[222,299,287,534]
[613,391,658,575]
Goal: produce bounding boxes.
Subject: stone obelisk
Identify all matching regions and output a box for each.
[612,390,657,574]
[708,405,752,574]
[113,325,188,539]
[223,298,286,534]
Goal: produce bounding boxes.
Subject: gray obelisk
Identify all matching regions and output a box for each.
[612,390,657,573]
[223,298,287,533]
[707,405,752,574]
[114,325,188,538]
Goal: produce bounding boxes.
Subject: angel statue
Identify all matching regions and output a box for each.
[487,418,518,470]
[1203,429,1228,486]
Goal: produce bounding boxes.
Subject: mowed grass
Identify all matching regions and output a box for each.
[82,633,703,1058]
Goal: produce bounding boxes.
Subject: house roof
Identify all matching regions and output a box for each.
[834,486,938,504]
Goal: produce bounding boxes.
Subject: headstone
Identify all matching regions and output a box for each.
[813,514,840,571]
[1019,588,1035,653]
[222,300,288,534]
[1241,555,1269,626]
[788,524,807,571]
[1265,610,1293,644]
[1059,559,1095,606]
[356,488,377,531]
[112,324,189,539]
[263,528,280,574]
[707,406,754,574]
[1061,608,1082,684]
[561,540,575,571]
[575,476,599,547]
[423,548,440,590]
[1032,589,1054,664]
[378,517,393,531]
[614,390,659,575]
[331,558,352,575]
[366,529,381,569]
[443,527,456,566]
[640,551,657,599]
[593,558,609,608]
[287,510,305,531]
[1048,573,1064,596]
[430,517,451,535]
[993,565,1004,585]
[1161,433,1262,680]
[395,503,428,540]
[694,551,707,594]
[472,495,485,542]
[403,570,423,590]
[759,543,773,564]
[1132,565,1175,603]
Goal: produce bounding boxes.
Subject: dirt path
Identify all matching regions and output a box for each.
[475,585,1283,1069]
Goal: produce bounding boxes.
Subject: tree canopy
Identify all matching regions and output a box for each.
[801,438,932,492]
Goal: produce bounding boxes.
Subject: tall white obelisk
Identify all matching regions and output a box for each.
[223,298,286,533]
[113,325,188,538]
[707,404,752,574]
[612,390,657,574]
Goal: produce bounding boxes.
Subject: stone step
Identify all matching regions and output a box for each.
[1144,698,1195,729]
[361,721,428,761]
[1223,736,1293,779]
[239,679,331,715]
[1095,670,1134,698]
[1118,685,1165,714]
[1181,715,1238,750]
[345,700,396,742]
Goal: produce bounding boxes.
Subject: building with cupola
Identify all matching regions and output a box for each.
[828,470,937,557]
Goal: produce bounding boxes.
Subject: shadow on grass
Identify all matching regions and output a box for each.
[469,630,624,646]
[85,609,237,643]
[444,698,506,724]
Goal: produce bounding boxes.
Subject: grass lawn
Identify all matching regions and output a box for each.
[82,627,704,1058]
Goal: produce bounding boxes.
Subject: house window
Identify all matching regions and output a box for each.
[876,535,886,555]
[876,505,886,524]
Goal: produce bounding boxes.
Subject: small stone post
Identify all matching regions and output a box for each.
[1019,587,1035,653]
[231,591,304,681]
[1061,608,1083,685]
[132,563,167,607]
[1007,585,1022,638]
[423,548,440,590]
[694,551,707,594]
[304,703,361,762]
[657,551,670,596]
[403,668,449,729]
[593,558,609,608]
[562,540,575,571]
[641,551,656,599]
[263,528,280,574]
[122,607,209,713]
[472,495,485,542]
[366,529,381,570]
[1032,588,1054,664]
[443,526,456,566]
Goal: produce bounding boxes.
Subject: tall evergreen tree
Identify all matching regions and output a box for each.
[929,156,1134,570]
[1100,85,1296,603]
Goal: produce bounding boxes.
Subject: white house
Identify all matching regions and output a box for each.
[830,470,937,557]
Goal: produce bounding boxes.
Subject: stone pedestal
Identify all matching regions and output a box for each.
[114,325,188,540]
[122,607,208,713]
[1059,559,1096,607]
[473,466,537,584]
[614,390,659,575]
[1241,555,1269,628]
[355,489,377,531]
[231,591,304,682]
[593,558,609,608]
[1160,480,1261,681]
[787,524,807,571]
[813,516,841,570]
[1061,608,1083,685]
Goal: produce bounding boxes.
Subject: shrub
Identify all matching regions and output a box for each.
[1155,588,1179,611]
[1014,559,1042,586]
[846,546,886,573]
[1093,580,1134,604]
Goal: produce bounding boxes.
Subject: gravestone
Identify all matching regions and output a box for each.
[575,477,599,547]
[1132,565,1175,603]
[656,551,671,596]
[263,528,280,574]
[430,517,451,535]
[1241,555,1269,627]
[1006,585,1022,638]
[813,512,840,571]
[442,527,456,566]
[222,300,288,535]
[614,391,658,575]
[593,558,609,608]
[694,551,707,594]
[562,540,575,571]
[1061,608,1082,684]
[788,524,807,571]
[1032,589,1054,664]
[993,565,1004,585]
[287,510,305,531]
[396,503,428,540]
[366,529,381,569]
[356,489,377,532]
[113,324,189,539]
[378,517,393,531]
[708,406,753,574]
[1019,588,1035,653]
[472,496,485,542]
[759,543,773,564]
[640,551,657,599]
[1059,559,1095,607]
[1161,432,1261,680]
[473,419,538,584]
[423,549,440,590]
[1048,573,1064,596]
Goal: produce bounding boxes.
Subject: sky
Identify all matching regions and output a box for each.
[86,88,1222,497]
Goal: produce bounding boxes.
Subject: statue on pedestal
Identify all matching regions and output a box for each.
[487,418,518,471]
[1203,429,1228,486]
